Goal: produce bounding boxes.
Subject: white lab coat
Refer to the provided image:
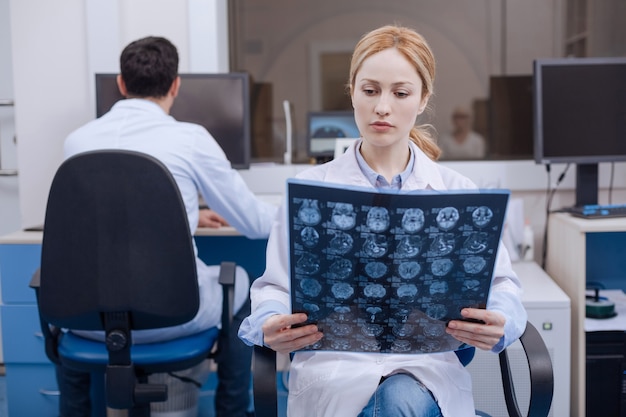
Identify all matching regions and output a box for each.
[248,140,526,417]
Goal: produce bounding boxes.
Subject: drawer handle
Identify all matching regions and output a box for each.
[39,389,61,396]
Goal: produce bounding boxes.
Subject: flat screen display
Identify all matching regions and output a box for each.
[95,73,251,169]
[307,111,360,158]
[533,57,626,165]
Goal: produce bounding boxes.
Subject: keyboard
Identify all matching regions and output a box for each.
[566,204,626,219]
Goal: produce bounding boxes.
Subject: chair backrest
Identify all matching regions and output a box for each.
[39,149,199,331]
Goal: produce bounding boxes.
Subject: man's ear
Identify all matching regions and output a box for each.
[170,76,181,98]
[116,75,128,97]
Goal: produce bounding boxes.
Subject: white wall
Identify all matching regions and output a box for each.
[0,0,21,236]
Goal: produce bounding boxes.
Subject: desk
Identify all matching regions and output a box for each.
[0,228,268,416]
[545,213,626,417]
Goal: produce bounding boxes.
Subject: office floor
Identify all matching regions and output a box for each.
[0,368,284,417]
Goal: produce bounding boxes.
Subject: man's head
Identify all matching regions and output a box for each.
[118,36,179,99]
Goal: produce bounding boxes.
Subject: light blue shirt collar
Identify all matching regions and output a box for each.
[355,141,415,190]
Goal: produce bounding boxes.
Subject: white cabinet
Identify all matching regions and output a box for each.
[545,212,626,416]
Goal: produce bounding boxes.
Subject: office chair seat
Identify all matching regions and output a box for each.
[57,328,219,373]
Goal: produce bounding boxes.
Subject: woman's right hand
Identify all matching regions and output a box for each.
[262,313,323,355]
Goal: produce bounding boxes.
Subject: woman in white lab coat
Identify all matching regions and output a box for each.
[239,24,527,417]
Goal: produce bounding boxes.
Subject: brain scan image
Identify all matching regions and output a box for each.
[330,338,352,351]
[331,323,352,336]
[420,339,442,353]
[462,278,481,292]
[392,323,415,338]
[363,283,386,299]
[391,339,412,353]
[366,206,390,232]
[365,306,383,322]
[300,226,320,248]
[463,256,487,274]
[305,339,324,350]
[300,278,323,297]
[361,340,382,352]
[364,261,388,279]
[401,208,425,233]
[426,303,448,320]
[295,252,320,275]
[328,230,354,255]
[302,302,320,320]
[396,284,418,302]
[429,233,456,256]
[423,323,446,337]
[463,232,488,254]
[297,199,322,226]
[362,234,389,258]
[436,207,460,231]
[395,235,422,258]
[331,202,357,230]
[429,280,449,296]
[472,206,494,228]
[333,306,353,322]
[328,258,353,280]
[361,323,384,337]
[331,282,354,300]
[393,308,410,322]
[397,261,421,279]
[431,258,453,276]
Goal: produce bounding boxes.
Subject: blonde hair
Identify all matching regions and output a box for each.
[349,25,441,160]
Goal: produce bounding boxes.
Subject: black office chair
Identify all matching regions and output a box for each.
[30,149,236,414]
[253,320,554,417]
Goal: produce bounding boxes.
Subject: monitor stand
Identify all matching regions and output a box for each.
[575,163,599,207]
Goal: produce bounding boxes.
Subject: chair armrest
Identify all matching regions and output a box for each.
[29,268,62,365]
[218,261,236,334]
[499,321,554,417]
[29,267,41,289]
[253,345,279,417]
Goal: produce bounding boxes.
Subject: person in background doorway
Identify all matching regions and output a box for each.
[438,105,487,160]
[60,36,277,417]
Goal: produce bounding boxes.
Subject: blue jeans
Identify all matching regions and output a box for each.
[357,373,443,417]
[55,301,252,417]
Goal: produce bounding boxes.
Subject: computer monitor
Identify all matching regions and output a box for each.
[306,110,360,160]
[533,57,626,206]
[95,73,251,169]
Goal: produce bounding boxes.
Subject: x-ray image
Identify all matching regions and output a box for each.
[298,199,322,226]
[366,206,390,232]
[401,208,425,233]
[300,226,320,248]
[330,202,357,230]
[288,179,509,354]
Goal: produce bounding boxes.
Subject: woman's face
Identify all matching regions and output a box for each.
[352,47,428,150]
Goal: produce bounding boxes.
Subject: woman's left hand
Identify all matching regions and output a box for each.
[445,308,505,351]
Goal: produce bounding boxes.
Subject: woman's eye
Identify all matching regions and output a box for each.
[363,88,377,96]
[395,91,409,98]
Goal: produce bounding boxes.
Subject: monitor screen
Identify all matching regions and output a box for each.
[533,57,626,165]
[95,73,251,169]
[307,111,360,159]
[533,57,626,206]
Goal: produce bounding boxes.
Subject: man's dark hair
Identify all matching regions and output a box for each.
[119,36,179,98]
